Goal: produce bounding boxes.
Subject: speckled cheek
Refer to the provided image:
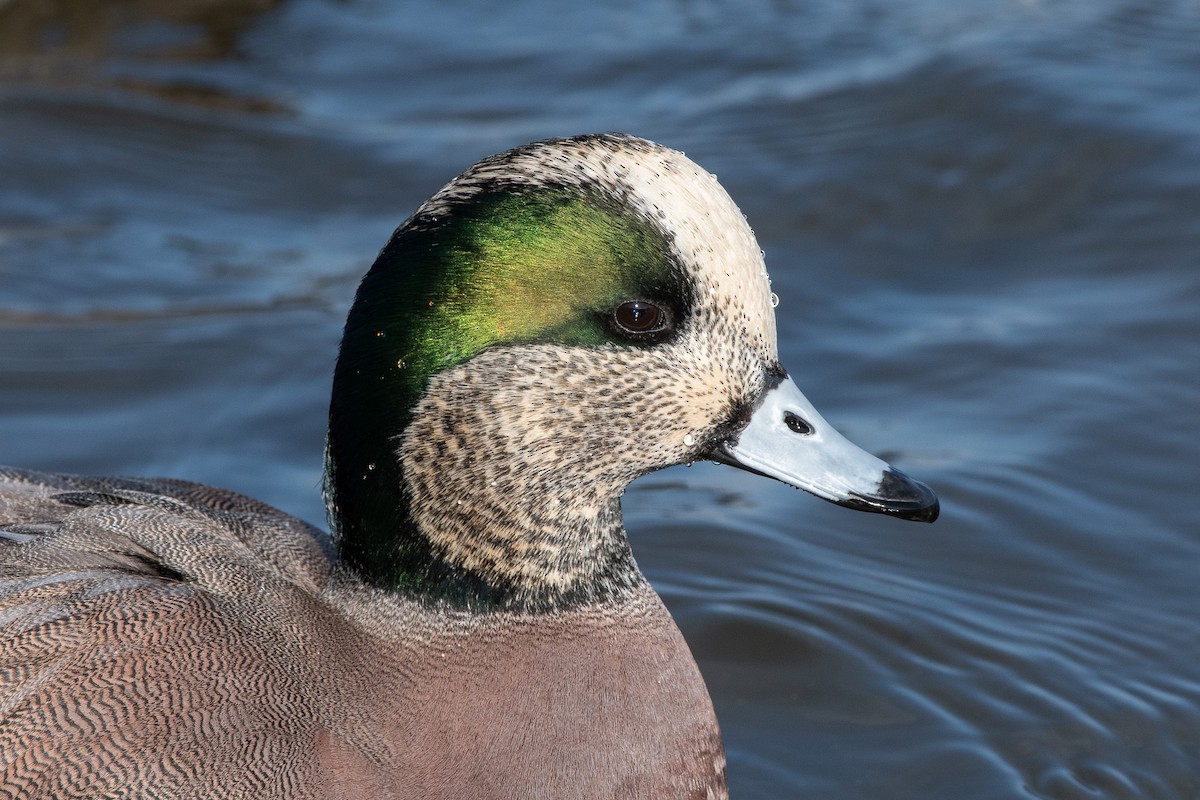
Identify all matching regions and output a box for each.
[662,330,765,434]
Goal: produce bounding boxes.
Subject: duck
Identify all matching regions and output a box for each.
[0,133,937,799]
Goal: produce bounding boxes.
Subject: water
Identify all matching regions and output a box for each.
[2,1,1199,796]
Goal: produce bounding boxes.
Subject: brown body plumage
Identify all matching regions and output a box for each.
[0,468,724,798]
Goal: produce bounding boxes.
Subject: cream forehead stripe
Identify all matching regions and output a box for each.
[416,136,780,362]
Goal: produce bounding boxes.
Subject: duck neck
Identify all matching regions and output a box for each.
[326,377,645,613]
[327,468,643,613]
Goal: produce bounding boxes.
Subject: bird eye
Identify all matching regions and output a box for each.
[613,300,668,336]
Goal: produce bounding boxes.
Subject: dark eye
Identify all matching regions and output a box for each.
[613,300,668,335]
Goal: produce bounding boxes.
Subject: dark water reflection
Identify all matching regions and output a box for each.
[3,1,1199,797]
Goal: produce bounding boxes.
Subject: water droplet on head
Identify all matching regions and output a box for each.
[770,292,780,308]
[683,433,696,447]
[367,463,376,471]
[375,330,386,338]
[396,359,406,369]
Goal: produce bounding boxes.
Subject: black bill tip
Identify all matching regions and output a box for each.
[840,467,940,523]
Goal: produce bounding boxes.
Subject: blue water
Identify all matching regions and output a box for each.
[2,1,1199,796]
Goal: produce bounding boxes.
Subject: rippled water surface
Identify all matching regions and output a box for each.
[2,1,1199,797]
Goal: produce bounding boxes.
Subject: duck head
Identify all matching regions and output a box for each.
[326,133,937,610]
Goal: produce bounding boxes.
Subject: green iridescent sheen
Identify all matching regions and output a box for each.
[326,186,684,593]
